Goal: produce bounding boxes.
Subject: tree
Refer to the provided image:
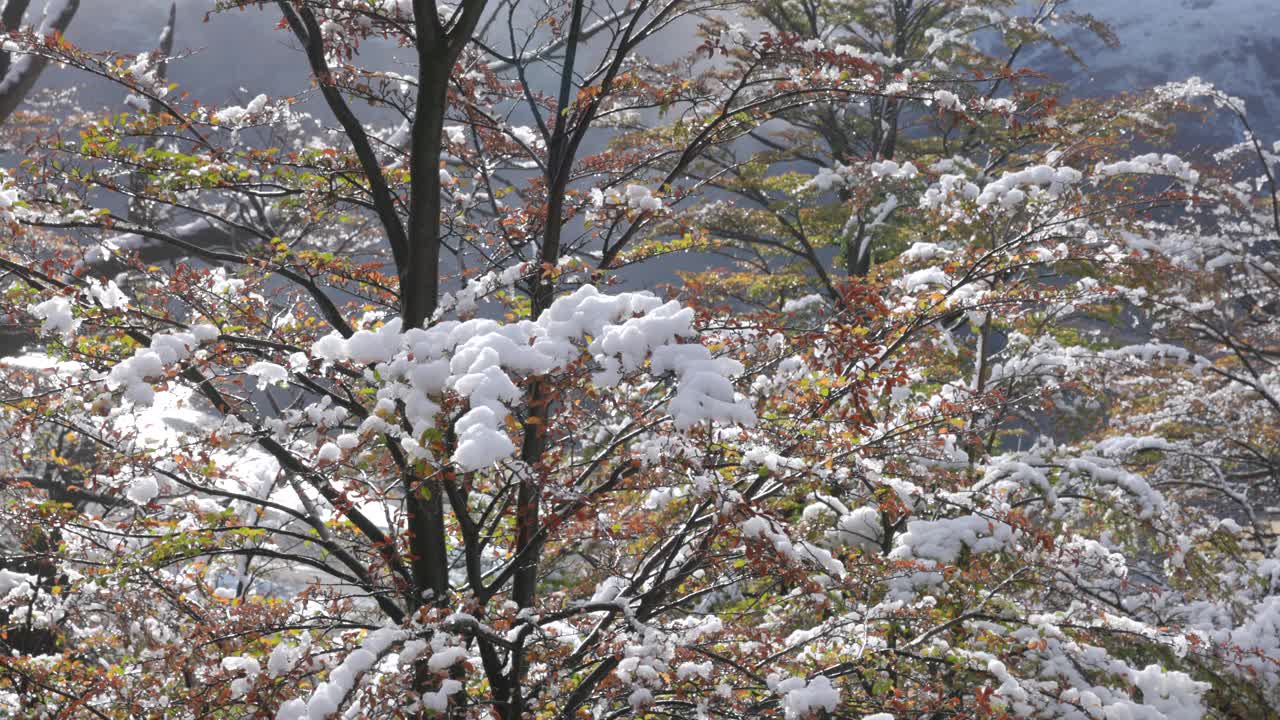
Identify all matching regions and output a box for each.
[0,0,79,127]
[0,0,80,357]
[671,0,1118,307]
[2,1,1279,719]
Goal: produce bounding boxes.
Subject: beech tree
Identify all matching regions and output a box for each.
[0,0,78,127]
[670,0,1117,303]
[1,1,1279,719]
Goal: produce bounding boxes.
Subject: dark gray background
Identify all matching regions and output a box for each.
[42,1,1280,129]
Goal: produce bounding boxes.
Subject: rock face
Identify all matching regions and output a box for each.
[1048,0,1280,130]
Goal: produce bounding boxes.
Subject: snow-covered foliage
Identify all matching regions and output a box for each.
[0,1,1277,719]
